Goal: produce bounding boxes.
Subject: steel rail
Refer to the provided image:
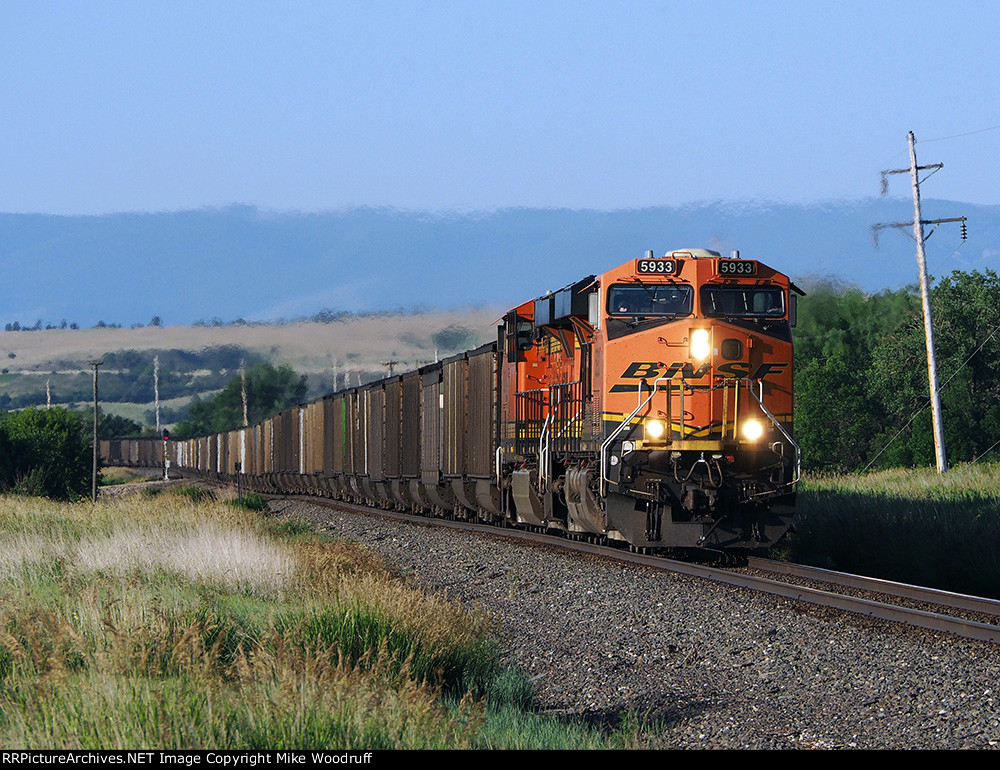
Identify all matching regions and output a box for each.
[269,492,1000,646]
[746,556,1000,618]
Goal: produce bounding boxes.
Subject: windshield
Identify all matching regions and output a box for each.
[607,284,692,317]
[701,285,785,318]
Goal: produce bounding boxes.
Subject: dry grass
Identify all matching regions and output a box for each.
[0,532,66,581]
[0,310,501,374]
[0,489,659,749]
[73,523,296,594]
[0,489,538,749]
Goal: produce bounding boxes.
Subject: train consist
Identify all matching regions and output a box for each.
[104,248,801,551]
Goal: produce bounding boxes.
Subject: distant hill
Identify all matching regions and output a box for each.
[3,200,998,329]
[0,309,500,429]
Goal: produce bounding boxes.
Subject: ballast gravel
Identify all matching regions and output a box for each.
[275,499,1000,750]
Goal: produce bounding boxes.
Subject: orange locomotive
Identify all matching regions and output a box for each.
[500,248,800,550]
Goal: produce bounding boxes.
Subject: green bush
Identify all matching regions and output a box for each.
[0,407,91,500]
[174,485,215,503]
[227,492,270,513]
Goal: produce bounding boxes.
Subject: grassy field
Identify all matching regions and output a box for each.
[99,395,217,427]
[0,310,500,421]
[0,310,500,374]
[780,463,1000,599]
[0,486,657,749]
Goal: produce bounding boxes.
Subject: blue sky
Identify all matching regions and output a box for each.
[3,0,1000,214]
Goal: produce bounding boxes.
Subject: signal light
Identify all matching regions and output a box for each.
[163,430,170,441]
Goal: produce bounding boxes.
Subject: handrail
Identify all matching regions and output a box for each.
[599,377,672,497]
[598,377,799,499]
[538,410,554,489]
[746,382,801,486]
[554,407,585,439]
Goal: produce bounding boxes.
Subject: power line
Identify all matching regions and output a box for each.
[861,320,1000,473]
[868,124,1000,199]
[928,238,968,273]
[953,434,1000,473]
[921,124,1000,143]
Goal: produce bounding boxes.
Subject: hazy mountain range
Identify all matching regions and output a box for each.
[3,199,999,328]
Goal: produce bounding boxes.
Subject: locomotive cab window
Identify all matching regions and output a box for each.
[607,284,692,318]
[701,285,785,318]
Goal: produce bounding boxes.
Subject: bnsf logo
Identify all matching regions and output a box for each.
[619,361,789,380]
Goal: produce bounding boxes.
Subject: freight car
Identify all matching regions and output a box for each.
[105,248,800,551]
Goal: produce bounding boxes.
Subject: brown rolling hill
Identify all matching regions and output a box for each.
[0,308,502,428]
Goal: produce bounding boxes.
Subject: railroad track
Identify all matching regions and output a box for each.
[256,491,1000,646]
[741,556,1000,640]
[174,470,1000,647]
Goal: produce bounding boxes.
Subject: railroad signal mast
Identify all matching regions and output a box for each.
[876,131,967,474]
[162,429,170,481]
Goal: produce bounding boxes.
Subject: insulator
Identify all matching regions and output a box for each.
[961,221,968,241]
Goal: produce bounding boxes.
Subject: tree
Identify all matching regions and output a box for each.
[98,411,144,439]
[432,324,476,351]
[796,347,876,471]
[172,363,308,438]
[870,269,1000,465]
[795,269,1000,471]
[793,281,918,470]
[0,407,91,499]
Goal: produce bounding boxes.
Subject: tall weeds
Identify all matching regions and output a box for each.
[0,490,642,749]
[783,464,1000,598]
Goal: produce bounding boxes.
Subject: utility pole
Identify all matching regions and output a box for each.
[154,355,161,436]
[239,358,248,503]
[382,359,401,377]
[876,131,967,474]
[240,358,249,428]
[88,359,103,502]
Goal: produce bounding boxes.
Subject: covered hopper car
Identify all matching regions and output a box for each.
[105,248,801,551]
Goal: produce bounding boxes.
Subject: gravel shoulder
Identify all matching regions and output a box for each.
[274,498,1000,749]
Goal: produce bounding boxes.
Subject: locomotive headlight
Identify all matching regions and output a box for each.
[690,328,711,360]
[645,419,666,441]
[742,419,764,440]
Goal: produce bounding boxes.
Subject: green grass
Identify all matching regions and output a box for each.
[777,463,1000,598]
[226,492,270,513]
[175,485,216,503]
[0,488,661,749]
